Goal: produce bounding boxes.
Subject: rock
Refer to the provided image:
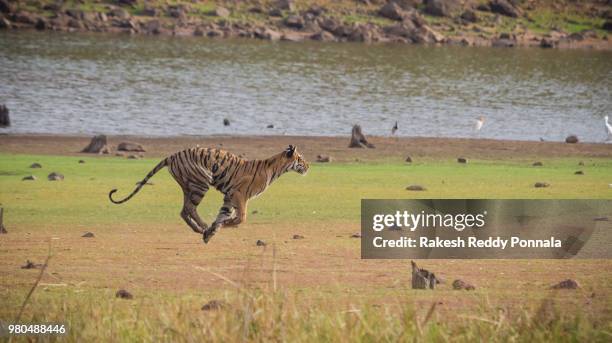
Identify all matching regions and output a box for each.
[256,239,266,246]
[452,279,475,290]
[0,16,11,29]
[82,134,109,153]
[351,233,362,238]
[13,11,37,25]
[349,24,379,43]
[115,289,133,299]
[201,299,225,311]
[603,21,612,32]
[144,19,161,34]
[460,9,478,23]
[127,155,139,159]
[384,22,416,39]
[22,175,36,181]
[117,142,145,152]
[457,157,468,164]
[21,260,43,269]
[379,2,407,21]
[107,8,130,19]
[489,0,520,18]
[476,3,491,12]
[35,17,47,30]
[47,172,64,181]
[30,163,42,168]
[306,6,326,17]
[492,38,516,47]
[284,15,304,29]
[293,234,304,239]
[0,104,9,127]
[268,8,283,17]
[311,30,335,42]
[550,279,579,289]
[0,0,15,15]
[574,170,584,175]
[406,185,426,191]
[267,124,274,128]
[316,155,332,163]
[534,182,550,188]
[82,232,95,238]
[578,161,584,166]
[78,160,85,164]
[540,38,555,48]
[275,0,295,11]
[424,0,459,17]
[411,25,445,43]
[214,7,230,18]
[405,156,412,163]
[223,118,230,126]
[65,9,84,20]
[349,124,375,148]
[565,135,579,144]
[167,5,188,20]
[142,6,159,17]
[281,32,305,42]
[532,161,543,166]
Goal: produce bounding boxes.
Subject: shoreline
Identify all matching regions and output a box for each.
[1,133,610,162]
[1,1,611,50]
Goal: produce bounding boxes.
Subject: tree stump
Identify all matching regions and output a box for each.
[81,135,110,154]
[411,261,438,289]
[0,104,9,127]
[349,125,375,148]
[0,208,7,234]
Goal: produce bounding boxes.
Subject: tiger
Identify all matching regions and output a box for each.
[109,145,309,243]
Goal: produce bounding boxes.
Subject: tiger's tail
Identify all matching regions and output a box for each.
[109,158,169,204]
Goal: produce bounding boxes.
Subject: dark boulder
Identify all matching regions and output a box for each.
[117,142,145,152]
[48,172,64,181]
[82,134,109,153]
[603,21,612,32]
[565,135,579,144]
[424,0,459,17]
[460,9,478,23]
[310,30,335,41]
[379,2,407,21]
[284,15,304,29]
[116,289,133,299]
[489,0,520,18]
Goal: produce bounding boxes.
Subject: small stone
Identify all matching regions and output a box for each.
[82,232,95,238]
[406,185,426,191]
[78,160,85,164]
[30,163,42,168]
[127,155,139,159]
[565,135,579,144]
[532,161,543,166]
[457,157,468,164]
[293,234,304,239]
[316,155,331,163]
[116,289,133,299]
[574,170,584,175]
[267,124,274,128]
[201,299,225,311]
[405,156,412,163]
[252,210,258,214]
[534,182,550,188]
[351,233,361,238]
[550,279,579,289]
[256,239,266,246]
[47,172,64,181]
[22,175,36,181]
[223,118,230,126]
[578,161,584,166]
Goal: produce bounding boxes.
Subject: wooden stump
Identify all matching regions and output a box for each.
[0,104,9,127]
[349,125,375,148]
[411,261,438,289]
[81,135,109,154]
[0,208,7,234]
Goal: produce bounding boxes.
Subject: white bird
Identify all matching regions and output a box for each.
[474,116,485,132]
[391,121,398,135]
[605,115,612,141]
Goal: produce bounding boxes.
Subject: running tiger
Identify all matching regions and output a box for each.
[109,145,309,243]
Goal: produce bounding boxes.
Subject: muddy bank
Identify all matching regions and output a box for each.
[1,0,611,49]
[1,134,611,162]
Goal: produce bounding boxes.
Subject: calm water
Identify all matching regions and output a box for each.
[0,31,611,142]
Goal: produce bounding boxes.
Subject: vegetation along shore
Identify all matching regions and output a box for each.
[1,0,611,49]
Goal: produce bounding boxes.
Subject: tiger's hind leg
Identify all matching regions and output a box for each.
[180,183,210,234]
[203,194,236,244]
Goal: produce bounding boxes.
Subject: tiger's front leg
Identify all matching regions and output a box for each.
[203,194,246,243]
[224,199,247,228]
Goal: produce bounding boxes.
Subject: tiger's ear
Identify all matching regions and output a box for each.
[286,145,296,157]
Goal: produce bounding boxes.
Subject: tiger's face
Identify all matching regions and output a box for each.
[285,145,309,175]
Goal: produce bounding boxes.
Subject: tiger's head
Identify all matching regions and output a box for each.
[284,145,309,175]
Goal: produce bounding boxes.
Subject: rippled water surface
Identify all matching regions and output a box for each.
[1,31,611,142]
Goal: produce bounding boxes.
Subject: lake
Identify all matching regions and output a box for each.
[0,31,610,142]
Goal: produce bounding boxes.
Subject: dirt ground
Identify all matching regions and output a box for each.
[1,134,611,162]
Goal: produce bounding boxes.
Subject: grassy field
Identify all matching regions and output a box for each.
[1,153,611,341]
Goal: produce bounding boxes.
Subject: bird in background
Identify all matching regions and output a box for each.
[391,121,398,135]
[605,115,612,141]
[474,116,485,133]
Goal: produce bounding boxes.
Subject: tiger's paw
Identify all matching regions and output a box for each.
[203,229,216,244]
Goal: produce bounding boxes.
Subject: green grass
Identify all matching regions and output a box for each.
[1,153,610,228]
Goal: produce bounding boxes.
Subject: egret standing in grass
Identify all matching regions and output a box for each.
[474,116,485,134]
[605,115,612,141]
[391,121,398,135]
